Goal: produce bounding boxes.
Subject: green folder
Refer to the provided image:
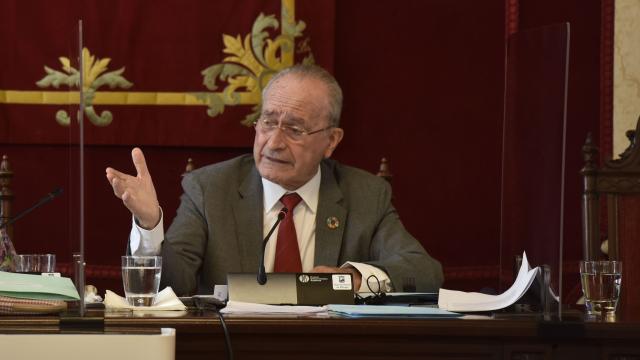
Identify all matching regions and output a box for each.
[0,271,80,301]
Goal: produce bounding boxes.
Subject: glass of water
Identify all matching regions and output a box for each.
[580,260,622,316]
[15,254,56,274]
[121,256,162,306]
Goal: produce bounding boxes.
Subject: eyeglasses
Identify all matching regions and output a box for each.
[254,117,334,142]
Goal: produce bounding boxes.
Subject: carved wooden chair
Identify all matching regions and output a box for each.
[581,122,640,260]
[581,117,640,315]
[0,155,14,241]
[375,157,392,184]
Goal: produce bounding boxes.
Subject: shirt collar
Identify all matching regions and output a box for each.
[262,167,321,214]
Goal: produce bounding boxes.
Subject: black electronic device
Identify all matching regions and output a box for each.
[228,272,354,305]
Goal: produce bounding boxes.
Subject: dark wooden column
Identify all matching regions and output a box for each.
[0,155,13,241]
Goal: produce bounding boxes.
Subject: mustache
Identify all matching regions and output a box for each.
[262,152,290,163]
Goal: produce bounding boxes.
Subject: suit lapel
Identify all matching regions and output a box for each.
[233,164,264,272]
[314,161,347,267]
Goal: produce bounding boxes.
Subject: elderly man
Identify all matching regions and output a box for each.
[106,65,443,296]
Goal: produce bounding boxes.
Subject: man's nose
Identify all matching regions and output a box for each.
[265,126,287,149]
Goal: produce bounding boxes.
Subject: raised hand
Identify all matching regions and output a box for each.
[105,148,160,229]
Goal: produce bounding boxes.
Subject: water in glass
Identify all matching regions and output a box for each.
[580,260,622,316]
[121,256,162,306]
[122,265,161,306]
[581,272,621,314]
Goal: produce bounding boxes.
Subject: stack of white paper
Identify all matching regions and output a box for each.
[220,301,327,315]
[438,252,539,312]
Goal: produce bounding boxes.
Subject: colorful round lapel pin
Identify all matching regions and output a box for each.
[326,216,340,229]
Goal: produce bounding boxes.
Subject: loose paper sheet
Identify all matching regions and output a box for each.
[438,252,539,312]
[220,301,327,315]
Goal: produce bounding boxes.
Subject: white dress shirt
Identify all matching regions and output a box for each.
[129,166,391,292]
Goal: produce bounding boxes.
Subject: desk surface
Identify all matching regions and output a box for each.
[1,309,640,360]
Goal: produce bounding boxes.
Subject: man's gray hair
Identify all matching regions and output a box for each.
[262,64,343,126]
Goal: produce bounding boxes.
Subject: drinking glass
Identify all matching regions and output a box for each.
[15,254,56,274]
[580,260,622,316]
[121,256,162,306]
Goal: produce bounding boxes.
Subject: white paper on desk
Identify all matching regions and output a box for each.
[438,251,539,312]
[104,287,186,311]
[220,301,327,315]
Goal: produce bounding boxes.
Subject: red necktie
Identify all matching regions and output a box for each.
[274,193,303,272]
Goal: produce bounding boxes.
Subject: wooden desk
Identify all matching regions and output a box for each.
[2,310,640,360]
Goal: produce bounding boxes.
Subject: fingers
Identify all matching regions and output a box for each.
[105,149,160,228]
[311,266,342,273]
[311,266,330,273]
[109,176,127,199]
[121,190,129,202]
[131,147,149,178]
[106,167,132,196]
[105,167,128,183]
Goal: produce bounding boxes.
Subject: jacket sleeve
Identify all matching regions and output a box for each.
[364,180,444,292]
[159,174,207,296]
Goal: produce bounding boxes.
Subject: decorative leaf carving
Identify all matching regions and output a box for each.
[36,48,133,126]
[200,1,314,126]
[222,34,245,58]
[201,63,251,91]
[251,13,279,67]
[87,58,111,86]
[36,66,77,88]
[59,57,72,73]
[302,54,315,65]
[55,110,71,126]
[242,104,261,127]
[92,68,133,90]
[201,64,224,91]
[85,105,113,126]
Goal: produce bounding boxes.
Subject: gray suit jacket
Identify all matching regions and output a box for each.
[160,155,443,295]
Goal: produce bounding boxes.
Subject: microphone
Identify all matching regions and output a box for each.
[0,187,63,230]
[257,207,288,285]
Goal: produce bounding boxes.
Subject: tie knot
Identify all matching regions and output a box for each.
[280,193,302,211]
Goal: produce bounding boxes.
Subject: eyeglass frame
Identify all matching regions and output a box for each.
[254,116,335,141]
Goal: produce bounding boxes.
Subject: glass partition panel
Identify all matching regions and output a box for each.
[68,19,85,314]
[500,23,570,317]
[0,5,82,311]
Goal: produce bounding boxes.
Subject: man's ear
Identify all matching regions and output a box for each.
[324,128,344,158]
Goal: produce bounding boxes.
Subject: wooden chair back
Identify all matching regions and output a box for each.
[581,120,640,260]
[581,117,640,316]
[0,155,14,240]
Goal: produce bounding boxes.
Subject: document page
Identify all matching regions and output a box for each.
[438,252,539,312]
[220,301,327,315]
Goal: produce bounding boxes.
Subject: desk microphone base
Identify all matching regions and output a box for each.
[227,273,354,305]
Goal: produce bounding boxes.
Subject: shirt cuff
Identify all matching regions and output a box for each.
[129,207,164,256]
[342,261,392,293]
